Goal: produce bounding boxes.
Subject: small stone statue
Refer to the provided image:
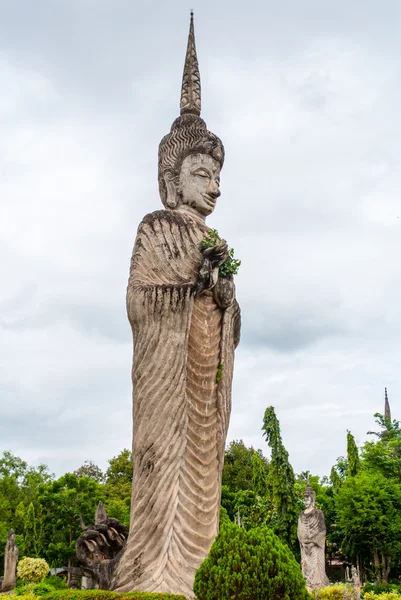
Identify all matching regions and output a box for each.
[114,12,240,600]
[352,566,361,599]
[74,501,128,590]
[297,482,329,590]
[2,529,19,592]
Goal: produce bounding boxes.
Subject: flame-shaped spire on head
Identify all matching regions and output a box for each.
[158,12,224,207]
[384,387,391,422]
[180,11,201,116]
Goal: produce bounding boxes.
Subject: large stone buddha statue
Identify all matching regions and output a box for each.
[114,13,240,599]
[297,482,329,590]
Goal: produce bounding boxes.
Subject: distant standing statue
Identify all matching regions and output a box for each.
[352,565,361,599]
[114,12,240,599]
[2,529,19,592]
[298,482,329,590]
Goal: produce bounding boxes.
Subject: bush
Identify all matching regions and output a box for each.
[193,522,309,600]
[32,583,58,596]
[17,557,50,583]
[364,593,401,600]
[313,583,355,599]
[44,575,68,590]
[40,591,187,600]
[363,584,401,597]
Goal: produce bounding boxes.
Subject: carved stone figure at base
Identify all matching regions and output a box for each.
[2,529,19,592]
[298,483,329,590]
[113,13,240,600]
[74,501,128,590]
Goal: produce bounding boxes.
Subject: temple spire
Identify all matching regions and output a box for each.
[180,11,201,116]
[384,387,391,422]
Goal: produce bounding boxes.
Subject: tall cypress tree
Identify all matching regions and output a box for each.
[262,406,298,547]
[347,430,360,477]
[24,502,38,557]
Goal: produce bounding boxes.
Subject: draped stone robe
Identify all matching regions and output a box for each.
[298,508,329,590]
[115,209,240,597]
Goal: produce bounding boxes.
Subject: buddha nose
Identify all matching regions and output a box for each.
[208,179,221,199]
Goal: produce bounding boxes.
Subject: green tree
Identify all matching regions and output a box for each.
[0,452,52,570]
[73,460,105,483]
[336,470,401,584]
[347,430,360,477]
[222,440,266,493]
[252,452,268,496]
[262,406,298,547]
[24,502,38,557]
[330,466,342,491]
[38,473,104,567]
[104,449,133,526]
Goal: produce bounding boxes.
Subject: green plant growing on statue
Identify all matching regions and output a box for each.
[201,229,241,277]
[216,362,224,383]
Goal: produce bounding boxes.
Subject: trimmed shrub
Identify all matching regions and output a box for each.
[17,558,50,583]
[313,583,355,599]
[193,522,309,600]
[40,591,187,600]
[363,584,401,597]
[364,593,401,600]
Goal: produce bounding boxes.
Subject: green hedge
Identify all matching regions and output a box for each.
[41,591,187,600]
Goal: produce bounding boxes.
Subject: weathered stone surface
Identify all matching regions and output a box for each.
[74,501,128,590]
[113,13,240,600]
[298,483,329,590]
[2,529,18,592]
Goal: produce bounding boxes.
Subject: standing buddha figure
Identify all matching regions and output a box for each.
[297,482,329,591]
[114,13,241,599]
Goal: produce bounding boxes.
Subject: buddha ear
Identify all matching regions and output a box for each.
[164,171,178,208]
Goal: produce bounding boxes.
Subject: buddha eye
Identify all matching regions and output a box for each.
[194,169,210,179]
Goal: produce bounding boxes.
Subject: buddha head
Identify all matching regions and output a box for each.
[304,483,316,509]
[158,13,224,219]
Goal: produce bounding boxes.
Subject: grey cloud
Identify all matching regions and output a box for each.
[1,0,400,478]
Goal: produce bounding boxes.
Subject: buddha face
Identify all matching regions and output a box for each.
[177,153,221,219]
[304,494,314,509]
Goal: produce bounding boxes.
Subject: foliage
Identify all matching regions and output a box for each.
[17,557,49,583]
[24,502,38,557]
[364,593,401,600]
[0,452,52,571]
[200,229,241,277]
[38,473,104,567]
[312,583,355,599]
[336,470,401,582]
[347,431,360,477]
[262,406,298,547]
[215,362,224,383]
[15,577,68,596]
[74,461,105,484]
[194,520,309,600]
[43,575,68,589]
[362,583,401,597]
[103,449,133,527]
[222,440,267,495]
[251,452,268,497]
[39,591,187,599]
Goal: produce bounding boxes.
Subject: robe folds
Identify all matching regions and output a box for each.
[114,209,240,598]
[298,509,329,589]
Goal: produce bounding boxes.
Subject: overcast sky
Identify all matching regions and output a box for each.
[1,0,400,479]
